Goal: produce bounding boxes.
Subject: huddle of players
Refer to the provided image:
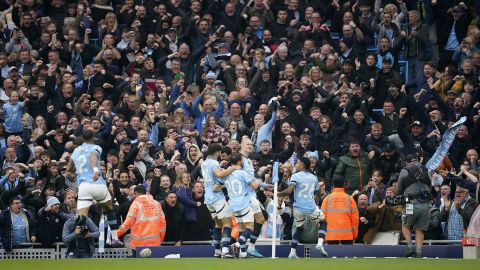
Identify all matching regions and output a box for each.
[201,138,328,259]
[70,129,328,257]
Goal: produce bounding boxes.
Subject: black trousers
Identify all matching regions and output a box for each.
[327,240,354,245]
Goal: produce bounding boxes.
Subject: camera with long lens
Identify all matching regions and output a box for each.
[385,195,405,206]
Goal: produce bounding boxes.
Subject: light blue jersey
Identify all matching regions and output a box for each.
[71,143,105,185]
[3,101,24,133]
[218,170,253,212]
[201,157,225,205]
[290,171,318,214]
[242,157,257,197]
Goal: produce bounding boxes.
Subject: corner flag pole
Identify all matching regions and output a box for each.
[271,161,279,259]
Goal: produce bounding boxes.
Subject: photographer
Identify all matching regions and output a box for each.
[396,154,432,258]
[62,214,100,259]
[363,187,403,244]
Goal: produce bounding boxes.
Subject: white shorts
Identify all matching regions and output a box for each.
[233,206,254,223]
[207,198,231,220]
[77,182,111,209]
[293,206,324,227]
[249,196,262,214]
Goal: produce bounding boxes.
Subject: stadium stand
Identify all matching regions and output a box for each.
[0,0,479,260]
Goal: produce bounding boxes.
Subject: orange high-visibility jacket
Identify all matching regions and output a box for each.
[321,188,359,241]
[117,194,166,248]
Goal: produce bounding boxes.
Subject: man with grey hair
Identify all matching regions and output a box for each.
[219,102,248,134]
[439,186,477,240]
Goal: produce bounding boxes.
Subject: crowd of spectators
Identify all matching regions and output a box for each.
[0,0,480,252]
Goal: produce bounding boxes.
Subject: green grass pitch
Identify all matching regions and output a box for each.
[1,258,479,270]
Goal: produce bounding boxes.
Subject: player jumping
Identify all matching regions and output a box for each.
[66,129,122,246]
[278,157,328,258]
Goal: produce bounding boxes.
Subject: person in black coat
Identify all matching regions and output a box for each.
[161,192,186,245]
[249,65,279,107]
[36,197,67,247]
[183,182,214,241]
[86,60,116,95]
[436,4,473,69]
[372,147,403,184]
[35,128,71,161]
[269,8,290,40]
[448,125,473,169]
[371,58,404,109]
[207,1,242,36]
[397,118,436,158]
[344,110,370,147]
[25,85,49,119]
[314,115,347,163]
[112,176,135,221]
[356,194,375,243]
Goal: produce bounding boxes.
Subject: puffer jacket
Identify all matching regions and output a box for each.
[334,152,373,194]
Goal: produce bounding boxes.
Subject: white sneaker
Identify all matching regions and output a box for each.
[315,244,328,257]
[288,253,299,259]
[221,253,235,259]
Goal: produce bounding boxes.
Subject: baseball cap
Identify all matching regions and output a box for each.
[120,138,131,145]
[447,89,458,96]
[343,59,354,66]
[410,120,424,127]
[383,142,395,152]
[405,154,418,162]
[382,57,392,64]
[452,5,463,12]
[174,73,185,80]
